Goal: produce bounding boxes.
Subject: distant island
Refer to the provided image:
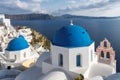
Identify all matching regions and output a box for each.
[5,13,120,20]
[5,13,54,20]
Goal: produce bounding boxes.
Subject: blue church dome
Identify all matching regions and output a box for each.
[52,24,93,48]
[6,35,29,51]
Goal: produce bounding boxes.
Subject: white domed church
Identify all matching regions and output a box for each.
[0,35,39,69]
[42,22,95,75]
[15,22,116,80]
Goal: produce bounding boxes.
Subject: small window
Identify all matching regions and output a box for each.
[76,54,81,67]
[104,41,107,47]
[14,55,17,60]
[24,52,26,58]
[82,32,85,34]
[101,51,104,58]
[7,66,11,70]
[59,54,63,67]
[106,52,110,58]
[91,50,93,61]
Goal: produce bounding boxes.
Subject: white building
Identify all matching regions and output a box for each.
[0,14,11,27]
[18,27,33,43]
[15,22,116,80]
[42,22,97,79]
[0,14,22,52]
[0,35,39,69]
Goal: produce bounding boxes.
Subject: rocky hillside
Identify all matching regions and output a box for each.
[30,28,50,50]
[5,13,54,20]
[16,26,50,50]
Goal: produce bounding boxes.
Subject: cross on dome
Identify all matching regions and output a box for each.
[70,20,73,25]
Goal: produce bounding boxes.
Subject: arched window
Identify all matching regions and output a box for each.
[91,50,93,61]
[14,55,17,60]
[106,52,110,58]
[104,41,107,47]
[76,54,81,67]
[7,66,11,70]
[101,51,104,58]
[24,52,26,58]
[59,54,63,67]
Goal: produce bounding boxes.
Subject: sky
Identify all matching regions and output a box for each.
[0,0,120,17]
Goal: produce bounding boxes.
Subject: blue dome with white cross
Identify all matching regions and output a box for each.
[52,23,93,48]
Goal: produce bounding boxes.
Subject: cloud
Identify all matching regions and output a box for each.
[32,0,49,2]
[0,0,119,16]
[68,0,77,4]
[52,0,120,16]
[89,0,109,3]
[0,0,47,14]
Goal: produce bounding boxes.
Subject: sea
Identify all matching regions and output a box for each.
[11,18,120,72]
